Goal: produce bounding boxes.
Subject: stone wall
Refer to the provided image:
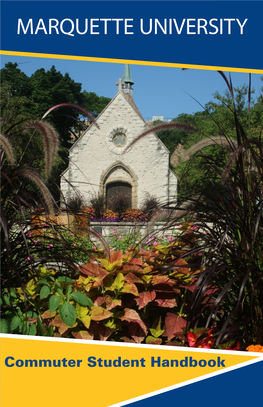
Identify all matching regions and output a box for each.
[91,221,176,240]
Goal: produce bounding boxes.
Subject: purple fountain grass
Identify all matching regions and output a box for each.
[0,134,16,165]
[123,121,198,154]
[17,168,55,214]
[25,121,60,180]
[181,136,238,163]
[41,103,100,129]
[122,70,263,347]
[221,138,263,184]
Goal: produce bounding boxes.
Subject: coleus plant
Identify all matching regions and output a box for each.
[68,230,216,343]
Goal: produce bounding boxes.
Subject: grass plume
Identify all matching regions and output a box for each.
[0,134,16,165]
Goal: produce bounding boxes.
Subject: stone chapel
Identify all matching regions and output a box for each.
[60,65,177,209]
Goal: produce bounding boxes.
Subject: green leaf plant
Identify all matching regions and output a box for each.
[0,265,94,336]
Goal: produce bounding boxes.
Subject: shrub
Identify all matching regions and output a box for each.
[66,194,86,214]
[107,229,141,251]
[0,265,94,335]
[27,226,96,265]
[140,193,159,220]
[90,193,105,219]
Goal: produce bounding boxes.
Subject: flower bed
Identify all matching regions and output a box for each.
[81,207,148,222]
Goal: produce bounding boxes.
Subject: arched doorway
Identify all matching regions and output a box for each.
[100,161,138,209]
[106,182,132,210]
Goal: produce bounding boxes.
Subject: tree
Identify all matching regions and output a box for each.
[1,63,111,190]
[162,84,263,200]
[82,90,111,117]
[0,62,32,97]
[149,83,263,201]
[29,66,85,148]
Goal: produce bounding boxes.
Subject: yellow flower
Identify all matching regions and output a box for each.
[246,344,263,352]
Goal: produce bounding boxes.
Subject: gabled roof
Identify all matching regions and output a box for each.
[68,89,169,155]
[122,92,170,154]
[68,91,121,152]
[122,92,144,122]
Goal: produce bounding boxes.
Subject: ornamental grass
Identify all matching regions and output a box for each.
[126,72,263,348]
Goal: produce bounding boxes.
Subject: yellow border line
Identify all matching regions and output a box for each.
[1,50,263,74]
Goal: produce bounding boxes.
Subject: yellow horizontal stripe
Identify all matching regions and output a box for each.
[1,50,263,74]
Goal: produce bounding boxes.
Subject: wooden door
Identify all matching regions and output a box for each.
[106,182,132,210]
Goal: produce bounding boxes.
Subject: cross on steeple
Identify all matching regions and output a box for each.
[116,78,123,91]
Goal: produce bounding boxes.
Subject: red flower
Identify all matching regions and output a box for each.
[231,342,240,350]
[222,342,240,351]
[187,332,198,347]
[197,336,215,349]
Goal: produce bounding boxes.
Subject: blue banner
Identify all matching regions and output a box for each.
[1,1,262,72]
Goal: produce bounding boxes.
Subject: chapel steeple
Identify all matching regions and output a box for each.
[116,64,134,99]
[122,64,134,99]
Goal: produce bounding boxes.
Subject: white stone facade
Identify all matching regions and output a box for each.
[60,90,177,208]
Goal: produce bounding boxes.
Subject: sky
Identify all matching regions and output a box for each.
[1,54,262,121]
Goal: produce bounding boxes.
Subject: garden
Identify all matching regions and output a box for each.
[1,71,263,354]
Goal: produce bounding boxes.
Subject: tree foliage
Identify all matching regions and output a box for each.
[154,81,263,200]
[1,62,111,187]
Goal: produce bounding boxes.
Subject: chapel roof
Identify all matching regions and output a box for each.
[122,91,144,121]
[67,65,169,155]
